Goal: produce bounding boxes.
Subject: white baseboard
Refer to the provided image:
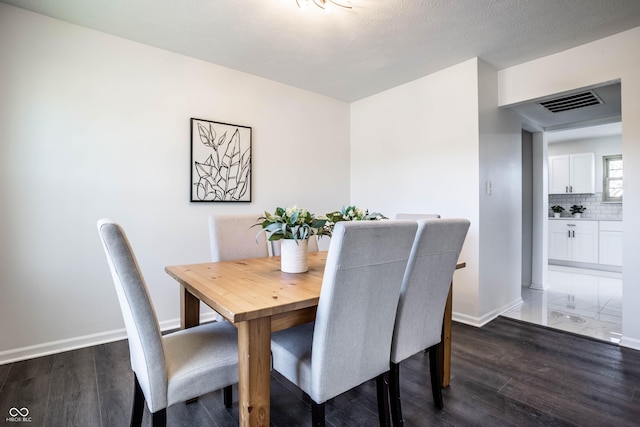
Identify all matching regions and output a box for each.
[549,259,622,273]
[529,281,547,290]
[619,336,640,351]
[452,297,523,327]
[5,307,634,365]
[0,312,221,365]
[0,328,128,365]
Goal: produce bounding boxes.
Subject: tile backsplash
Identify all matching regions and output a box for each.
[549,193,622,220]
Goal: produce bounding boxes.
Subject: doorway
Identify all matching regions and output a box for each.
[505,82,623,343]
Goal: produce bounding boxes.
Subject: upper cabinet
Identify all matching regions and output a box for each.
[549,152,595,194]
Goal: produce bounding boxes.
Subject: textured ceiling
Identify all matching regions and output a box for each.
[3,0,640,103]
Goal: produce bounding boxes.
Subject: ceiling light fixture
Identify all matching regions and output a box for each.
[296,0,352,11]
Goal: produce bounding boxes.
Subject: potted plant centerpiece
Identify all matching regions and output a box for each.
[256,206,328,273]
[570,205,586,218]
[256,205,388,273]
[324,205,388,225]
[551,205,564,218]
[320,205,388,236]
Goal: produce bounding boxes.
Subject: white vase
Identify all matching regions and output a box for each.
[554,213,560,218]
[280,239,309,273]
[574,213,582,218]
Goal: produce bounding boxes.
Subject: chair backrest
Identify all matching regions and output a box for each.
[310,220,418,403]
[395,213,441,220]
[390,218,470,364]
[96,219,168,410]
[208,214,269,261]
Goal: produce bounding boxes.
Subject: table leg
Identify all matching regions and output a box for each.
[438,283,453,388]
[180,285,200,329]
[237,317,271,427]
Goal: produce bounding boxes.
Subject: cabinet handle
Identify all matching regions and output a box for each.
[570,185,573,193]
[572,230,575,238]
[568,230,571,238]
[566,186,569,193]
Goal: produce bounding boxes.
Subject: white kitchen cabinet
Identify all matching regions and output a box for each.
[548,153,595,194]
[599,221,623,266]
[548,220,599,263]
[548,221,572,260]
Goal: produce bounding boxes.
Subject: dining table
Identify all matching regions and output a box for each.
[165,251,465,427]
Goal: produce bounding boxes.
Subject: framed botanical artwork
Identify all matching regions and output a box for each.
[190,118,252,202]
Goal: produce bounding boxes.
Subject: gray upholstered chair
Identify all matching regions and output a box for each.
[389,218,469,426]
[208,213,273,321]
[395,213,441,219]
[97,219,239,427]
[208,213,270,261]
[209,213,320,258]
[270,220,418,426]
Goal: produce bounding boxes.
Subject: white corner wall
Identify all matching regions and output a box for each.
[531,132,549,290]
[477,60,523,322]
[350,59,482,322]
[498,26,640,350]
[0,4,350,362]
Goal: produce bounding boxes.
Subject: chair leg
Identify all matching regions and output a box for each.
[150,408,167,427]
[428,345,444,409]
[311,401,325,427]
[131,374,145,427]
[223,385,233,408]
[389,362,403,427]
[376,372,391,427]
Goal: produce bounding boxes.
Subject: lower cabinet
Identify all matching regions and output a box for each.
[599,221,623,266]
[548,220,599,263]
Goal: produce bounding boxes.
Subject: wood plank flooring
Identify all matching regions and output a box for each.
[1,317,639,426]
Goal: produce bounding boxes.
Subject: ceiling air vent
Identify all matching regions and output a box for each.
[538,91,603,113]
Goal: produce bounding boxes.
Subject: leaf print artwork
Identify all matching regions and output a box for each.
[191,118,252,202]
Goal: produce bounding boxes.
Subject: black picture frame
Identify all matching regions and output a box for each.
[190,118,252,202]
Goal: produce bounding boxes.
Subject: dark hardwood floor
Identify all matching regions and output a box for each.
[1,317,639,426]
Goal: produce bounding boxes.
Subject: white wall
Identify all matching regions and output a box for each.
[522,130,533,287]
[499,26,640,350]
[353,58,491,325]
[531,132,549,290]
[351,58,522,326]
[477,60,523,322]
[0,4,350,362]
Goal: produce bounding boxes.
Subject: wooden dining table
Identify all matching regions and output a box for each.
[165,252,465,427]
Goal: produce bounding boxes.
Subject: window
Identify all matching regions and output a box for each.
[603,155,623,202]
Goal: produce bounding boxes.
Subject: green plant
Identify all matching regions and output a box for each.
[325,205,387,223]
[322,205,387,236]
[570,205,587,214]
[255,206,328,242]
[551,205,565,213]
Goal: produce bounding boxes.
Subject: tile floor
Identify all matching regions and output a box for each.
[502,265,622,343]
